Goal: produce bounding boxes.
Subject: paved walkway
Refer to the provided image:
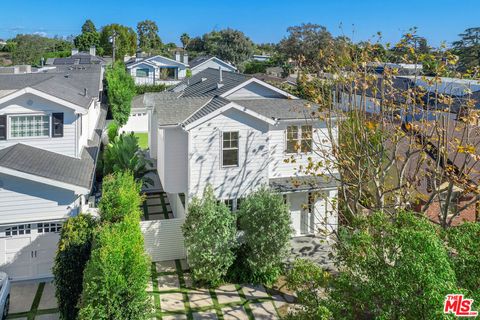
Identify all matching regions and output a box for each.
[142,192,174,221]
[7,281,59,320]
[149,259,292,319]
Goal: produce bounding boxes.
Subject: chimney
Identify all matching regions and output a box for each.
[183,52,189,65]
[89,46,96,56]
[71,48,79,56]
[175,51,181,62]
[219,67,223,82]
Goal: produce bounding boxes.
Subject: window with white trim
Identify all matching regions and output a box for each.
[10,115,50,138]
[222,131,239,167]
[37,222,62,233]
[5,224,31,236]
[136,68,149,77]
[286,125,312,153]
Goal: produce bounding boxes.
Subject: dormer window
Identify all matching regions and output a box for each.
[10,115,50,138]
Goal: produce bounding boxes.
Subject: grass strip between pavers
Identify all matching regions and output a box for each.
[7,282,48,320]
[159,193,170,220]
[142,200,149,220]
[175,259,193,320]
[235,284,255,320]
[151,262,161,320]
[209,288,224,320]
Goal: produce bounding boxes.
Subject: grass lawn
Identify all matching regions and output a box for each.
[134,132,148,149]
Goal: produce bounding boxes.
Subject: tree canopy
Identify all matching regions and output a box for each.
[453,27,480,72]
[137,20,162,54]
[100,24,137,60]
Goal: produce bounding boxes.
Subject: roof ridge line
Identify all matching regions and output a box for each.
[181,96,216,125]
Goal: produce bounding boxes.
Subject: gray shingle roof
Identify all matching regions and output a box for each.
[188,55,214,68]
[233,98,315,120]
[171,68,250,97]
[183,96,231,125]
[0,64,102,109]
[0,105,106,190]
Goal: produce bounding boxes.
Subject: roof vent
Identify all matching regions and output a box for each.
[84,88,88,96]
[217,83,224,89]
[201,77,207,82]
[219,67,223,82]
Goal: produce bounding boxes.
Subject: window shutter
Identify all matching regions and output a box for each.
[52,113,64,138]
[0,115,6,140]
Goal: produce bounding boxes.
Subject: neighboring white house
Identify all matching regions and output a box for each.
[126,51,189,86]
[188,56,237,75]
[142,68,338,237]
[0,64,105,280]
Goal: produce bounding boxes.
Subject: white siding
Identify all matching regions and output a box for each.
[188,108,270,200]
[0,173,78,224]
[121,109,148,133]
[191,59,236,75]
[226,82,286,100]
[268,121,331,178]
[0,93,79,157]
[140,219,186,262]
[158,127,188,193]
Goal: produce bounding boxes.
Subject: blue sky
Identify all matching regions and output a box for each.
[0,0,478,47]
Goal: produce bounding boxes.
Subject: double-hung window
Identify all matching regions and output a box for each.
[286,125,313,153]
[10,115,50,138]
[222,131,239,167]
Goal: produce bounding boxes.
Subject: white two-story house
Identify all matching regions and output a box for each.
[0,64,105,280]
[142,68,338,236]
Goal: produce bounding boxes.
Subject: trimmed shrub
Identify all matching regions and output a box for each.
[105,62,136,127]
[445,222,480,301]
[78,213,152,320]
[53,214,97,320]
[99,171,144,223]
[182,186,237,286]
[237,187,292,284]
[135,83,168,94]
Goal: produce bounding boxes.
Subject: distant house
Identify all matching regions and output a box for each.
[126,50,189,86]
[188,56,237,75]
[253,54,271,62]
[46,47,107,66]
[0,64,105,280]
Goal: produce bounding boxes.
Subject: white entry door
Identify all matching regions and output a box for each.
[0,222,62,280]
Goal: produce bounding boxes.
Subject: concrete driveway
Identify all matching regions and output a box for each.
[7,280,59,320]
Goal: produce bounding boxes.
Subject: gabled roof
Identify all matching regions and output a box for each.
[126,54,189,69]
[171,68,251,97]
[51,53,106,65]
[188,56,237,71]
[0,65,102,109]
[0,105,106,193]
[233,98,316,120]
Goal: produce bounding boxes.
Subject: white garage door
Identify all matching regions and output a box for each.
[0,222,62,280]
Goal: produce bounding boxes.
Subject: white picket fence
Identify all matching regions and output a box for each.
[140,218,187,262]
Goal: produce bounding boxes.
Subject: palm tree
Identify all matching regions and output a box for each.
[103,132,154,186]
[180,33,190,49]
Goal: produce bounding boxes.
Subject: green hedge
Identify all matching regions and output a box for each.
[78,214,152,320]
[53,214,97,320]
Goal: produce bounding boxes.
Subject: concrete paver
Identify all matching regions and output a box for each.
[162,314,188,320]
[9,282,38,313]
[159,292,185,312]
[242,284,270,300]
[37,282,58,310]
[157,274,180,291]
[34,313,60,320]
[215,284,241,305]
[192,310,218,319]
[222,305,249,320]
[187,289,214,309]
[250,301,278,319]
[156,260,177,273]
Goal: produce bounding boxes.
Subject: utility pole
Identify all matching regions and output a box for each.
[109,30,118,64]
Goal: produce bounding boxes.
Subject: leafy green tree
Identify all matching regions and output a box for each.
[99,24,137,60]
[103,133,153,186]
[445,222,480,301]
[243,60,273,74]
[81,19,97,34]
[10,34,72,65]
[180,33,190,49]
[182,186,237,286]
[237,187,292,284]
[74,32,100,53]
[98,171,144,223]
[106,121,119,142]
[326,212,459,319]
[202,29,254,66]
[453,27,480,72]
[137,20,162,53]
[78,214,151,320]
[105,62,136,126]
[53,214,97,320]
